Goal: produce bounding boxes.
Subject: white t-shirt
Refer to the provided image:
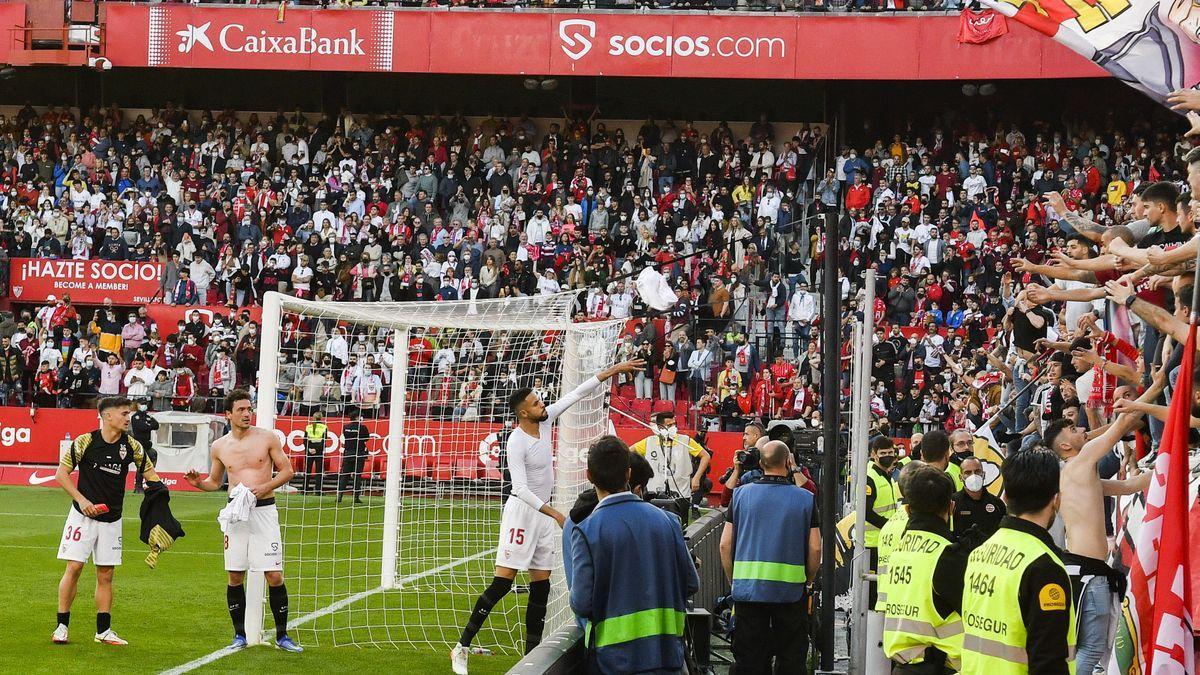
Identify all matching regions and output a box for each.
[506,376,603,511]
[1053,279,1100,332]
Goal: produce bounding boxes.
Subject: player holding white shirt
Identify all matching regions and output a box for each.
[452,358,644,674]
[185,389,303,653]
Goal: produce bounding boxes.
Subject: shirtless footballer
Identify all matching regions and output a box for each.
[185,389,302,652]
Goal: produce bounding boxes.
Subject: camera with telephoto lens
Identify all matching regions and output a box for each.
[644,490,690,528]
[718,446,761,486]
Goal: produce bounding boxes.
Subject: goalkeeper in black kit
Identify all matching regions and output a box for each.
[53,396,158,646]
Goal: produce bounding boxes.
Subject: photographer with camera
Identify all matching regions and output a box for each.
[630,412,710,504]
[721,423,765,498]
[721,424,815,508]
[719,440,821,673]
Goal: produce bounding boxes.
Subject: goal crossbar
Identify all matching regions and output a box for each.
[267,290,598,332]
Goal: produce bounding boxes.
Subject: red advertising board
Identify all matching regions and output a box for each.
[9,258,164,306]
[0,407,101,463]
[144,304,264,337]
[0,407,739,493]
[103,4,1104,80]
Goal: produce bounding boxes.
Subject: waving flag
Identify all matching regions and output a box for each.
[958,9,1009,44]
[1110,325,1195,674]
[978,0,1200,103]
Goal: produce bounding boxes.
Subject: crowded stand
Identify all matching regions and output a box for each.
[0,100,1194,448]
[1,74,1198,675]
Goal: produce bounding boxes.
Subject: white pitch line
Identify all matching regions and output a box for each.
[160,547,496,675]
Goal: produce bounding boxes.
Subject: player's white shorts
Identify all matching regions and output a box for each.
[58,508,122,566]
[495,498,557,571]
[224,502,284,572]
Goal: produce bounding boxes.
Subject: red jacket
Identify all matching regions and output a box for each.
[1084,166,1102,195]
[845,184,871,210]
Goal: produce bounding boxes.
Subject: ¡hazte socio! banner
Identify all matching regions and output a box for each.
[102,3,1103,80]
[9,258,164,306]
[980,0,1200,102]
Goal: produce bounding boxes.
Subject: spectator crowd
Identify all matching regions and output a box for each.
[0,97,1189,451]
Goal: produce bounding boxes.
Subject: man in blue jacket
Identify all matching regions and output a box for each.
[569,436,700,674]
[563,451,655,609]
[720,439,821,673]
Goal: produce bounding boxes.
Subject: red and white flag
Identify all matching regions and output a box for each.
[1119,323,1195,673]
[957,9,1008,45]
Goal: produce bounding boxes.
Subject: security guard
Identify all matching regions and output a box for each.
[875,460,925,613]
[952,457,1006,539]
[961,450,1075,674]
[883,465,972,673]
[303,411,329,494]
[920,430,963,491]
[865,435,899,607]
[720,440,821,672]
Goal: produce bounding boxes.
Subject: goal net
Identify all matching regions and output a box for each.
[250,290,623,654]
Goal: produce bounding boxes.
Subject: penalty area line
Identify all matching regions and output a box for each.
[160,547,496,674]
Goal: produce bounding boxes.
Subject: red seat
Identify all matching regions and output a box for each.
[432,462,454,482]
[618,384,636,399]
[453,459,479,480]
[482,466,502,481]
[630,399,652,421]
[652,400,674,415]
[403,455,429,480]
[610,395,632,413]
[365,455,386,479]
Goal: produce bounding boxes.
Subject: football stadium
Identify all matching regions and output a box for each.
[0,0,1197,673]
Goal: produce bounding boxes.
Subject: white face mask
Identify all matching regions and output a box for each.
[658,425,678,438]
[964,474,985,493]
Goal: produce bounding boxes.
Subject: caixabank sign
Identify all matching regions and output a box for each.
[103,4,1103,80]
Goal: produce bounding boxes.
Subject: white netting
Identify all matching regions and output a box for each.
[256,291,622,653]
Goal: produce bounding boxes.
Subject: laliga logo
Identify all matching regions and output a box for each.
[559,19,595,61]
[0,425,30,446]
[176,22,214,53]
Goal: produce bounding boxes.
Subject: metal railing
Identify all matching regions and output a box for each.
[507,508,729,674]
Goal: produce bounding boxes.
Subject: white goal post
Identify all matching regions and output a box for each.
[246,290,624,652]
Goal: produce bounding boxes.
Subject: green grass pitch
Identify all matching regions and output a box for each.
[0,485,530,674]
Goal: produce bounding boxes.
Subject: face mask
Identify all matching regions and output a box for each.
[878,455,896,469]
[658,425,677,438]
[964,474,985,492]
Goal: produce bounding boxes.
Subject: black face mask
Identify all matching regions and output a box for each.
[877,455,897,469]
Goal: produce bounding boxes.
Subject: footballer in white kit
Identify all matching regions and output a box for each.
[451,358,644,674]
